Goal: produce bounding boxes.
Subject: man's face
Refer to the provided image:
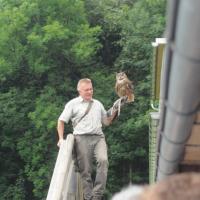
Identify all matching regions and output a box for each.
[79,82,93,101]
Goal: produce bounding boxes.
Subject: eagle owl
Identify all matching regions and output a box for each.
[115,72,134,102]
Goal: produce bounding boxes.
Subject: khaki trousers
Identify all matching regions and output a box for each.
[74,134,108,200]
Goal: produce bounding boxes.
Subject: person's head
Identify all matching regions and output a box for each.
[140,172,200,200]
[112,173,200,200]
[77,78,93,101]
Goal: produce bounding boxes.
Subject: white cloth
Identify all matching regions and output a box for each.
[59,96,107,135]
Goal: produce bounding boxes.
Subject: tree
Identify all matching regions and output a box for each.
[0,0,102,198]
[0,0,166,199]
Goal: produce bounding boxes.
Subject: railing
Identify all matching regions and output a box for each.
[46,134,83,200]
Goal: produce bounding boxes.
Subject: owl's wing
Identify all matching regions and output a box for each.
[115,83,121,97]
[127,81,134,90]
[126,83,134,102]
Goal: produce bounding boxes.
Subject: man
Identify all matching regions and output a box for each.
[57,78,122,200]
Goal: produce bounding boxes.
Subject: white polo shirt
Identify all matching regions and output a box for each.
[58,96,107,135]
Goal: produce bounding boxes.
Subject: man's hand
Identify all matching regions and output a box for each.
[113,96,127,111]
[57,138,64,148]
[106,97,128,124]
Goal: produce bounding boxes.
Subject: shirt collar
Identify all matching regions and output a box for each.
[78,96,93,102]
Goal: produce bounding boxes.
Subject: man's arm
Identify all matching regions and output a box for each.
[57,120,65,147]
[102,109,118,126]
[104,97,127,125]
[106,108,118,125]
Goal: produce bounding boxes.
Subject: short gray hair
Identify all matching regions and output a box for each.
[77,78,92,91]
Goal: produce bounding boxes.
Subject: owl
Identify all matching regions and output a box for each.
[115,72,134,102]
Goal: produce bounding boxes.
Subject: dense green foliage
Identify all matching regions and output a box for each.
[0,0,166,199]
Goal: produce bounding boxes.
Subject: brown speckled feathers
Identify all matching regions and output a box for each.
[115,72,134,102]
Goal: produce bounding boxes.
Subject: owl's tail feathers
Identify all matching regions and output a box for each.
[127,93,135,102]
